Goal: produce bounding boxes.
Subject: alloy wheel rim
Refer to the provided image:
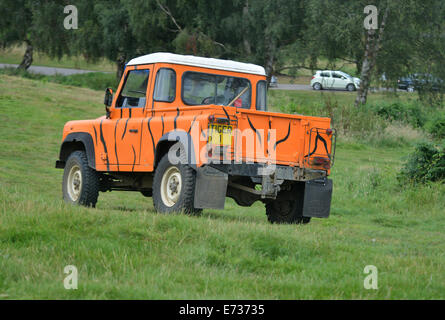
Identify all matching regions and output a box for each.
[67,165,82,201]
[160,166,182,207]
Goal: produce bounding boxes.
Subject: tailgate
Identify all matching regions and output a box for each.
[233,110,335,169]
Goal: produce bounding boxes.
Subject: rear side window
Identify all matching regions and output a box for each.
[320,72,330,77]
[182,71,251,109]
[153,68,176,102]
[116,69,150,108]
[256,81,267,111]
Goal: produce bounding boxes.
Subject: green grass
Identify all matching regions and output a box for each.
[0,75,444,299]
[0,68,118,91]
[0,45,115,72]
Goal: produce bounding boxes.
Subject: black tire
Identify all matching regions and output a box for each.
[62,150,99,207]
[313,82,322,90]
[152,143,199,214]
[347,84,356,92]
[265,184,311,224]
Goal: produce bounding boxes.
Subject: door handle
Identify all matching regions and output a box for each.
[129,129,138,133]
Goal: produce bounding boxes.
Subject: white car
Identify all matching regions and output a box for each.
[310,70,361,91]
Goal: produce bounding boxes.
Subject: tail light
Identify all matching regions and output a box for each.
[326,128,333,135]
[311,157,331,169]
[208,115,215,123]
[312,76,315,80]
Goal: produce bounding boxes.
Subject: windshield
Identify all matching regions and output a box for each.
[182,71,251,108]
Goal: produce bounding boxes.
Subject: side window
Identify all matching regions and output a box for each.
[332,73,342,79]
[116,69,150,108]
[153,68,176,102]
[320,72,331,77]
[256,80,267,111]
[182,72,216,105]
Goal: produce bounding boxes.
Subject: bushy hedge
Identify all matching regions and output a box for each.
[425,116,445,140]
[399,142,445,183]
[372,102,425,128]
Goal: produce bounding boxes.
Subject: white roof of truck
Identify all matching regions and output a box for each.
[127,52,266,76]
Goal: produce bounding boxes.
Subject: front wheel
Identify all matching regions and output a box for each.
[152,143,199,214]
[347,84,356,92]
[62,151,99,207]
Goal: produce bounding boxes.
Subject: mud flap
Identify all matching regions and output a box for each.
[194,166,228,209]
[302,178,333,218]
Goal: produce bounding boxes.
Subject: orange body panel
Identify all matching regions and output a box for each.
[61,63,333,174]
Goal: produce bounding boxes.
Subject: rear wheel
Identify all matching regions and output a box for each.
[265,184,311,224]
[313,82,322,90]
[62,151,99,207]
[152,143,199,214]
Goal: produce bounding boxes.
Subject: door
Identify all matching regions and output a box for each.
[320,71,333,89]
[103,67,152,171]
[332,72,347,89]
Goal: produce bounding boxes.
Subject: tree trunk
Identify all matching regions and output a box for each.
[242,1,252,56]
[265,37,276,85]
[355,6,389,107]
[116,55,126,82]
[355,29,375,106]
[17,40,33,70]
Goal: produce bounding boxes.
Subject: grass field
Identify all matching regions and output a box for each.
[0,75,444,299]
[0,45,115,72]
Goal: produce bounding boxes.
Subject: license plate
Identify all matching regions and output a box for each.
[208,124,232,146]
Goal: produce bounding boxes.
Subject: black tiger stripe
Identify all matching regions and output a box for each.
[306,130,331,160]
[121,118,129,139]
[99,119,110,171]
[129,108,132,118]
[93,125,98,146]
[222,106,231,125]
[274,122,291,150]
[247,115,262,146]
[131,145,136,171]
[114,119,120,171]
[120,108,123,118]
[161,116,164,136]
[147,117,156,158]
[188,115,197,134]
[174,108,180,130]
[201,124,207,139]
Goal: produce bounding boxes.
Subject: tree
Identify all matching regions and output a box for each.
[355,2,389,107]
[0,0,33,69]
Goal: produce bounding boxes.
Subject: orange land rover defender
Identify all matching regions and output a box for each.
[56,53,336,224]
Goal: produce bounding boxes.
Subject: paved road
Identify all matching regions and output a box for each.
[0,63,95,76]
[1,63,407,93]
[270,84,312,91]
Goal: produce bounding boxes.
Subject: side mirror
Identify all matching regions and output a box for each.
[104,87,113,106]
[104,88,113,118]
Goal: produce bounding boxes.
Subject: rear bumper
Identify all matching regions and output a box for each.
[208,163,327,182]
